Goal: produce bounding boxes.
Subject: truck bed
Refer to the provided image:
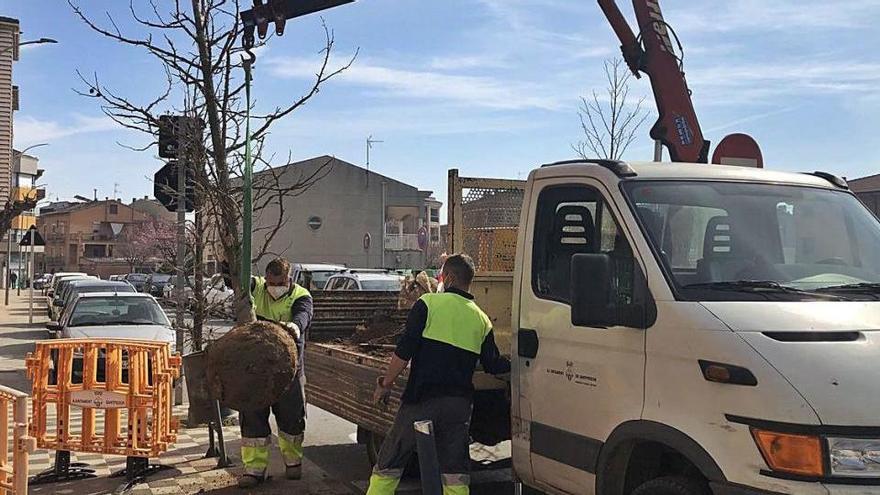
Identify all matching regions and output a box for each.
[305,343,405,436]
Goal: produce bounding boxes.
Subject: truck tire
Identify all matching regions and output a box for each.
[631,476,710,495]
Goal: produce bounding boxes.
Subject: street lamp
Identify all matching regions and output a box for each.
[0,37,58,56]
[5,143,48,304]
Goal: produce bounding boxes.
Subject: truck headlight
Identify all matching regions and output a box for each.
[829,438,880,477]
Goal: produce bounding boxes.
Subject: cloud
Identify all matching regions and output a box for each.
[665,0,880,33]
[13,114,118,146]
[688,60,880,105]
[267,56,564,110]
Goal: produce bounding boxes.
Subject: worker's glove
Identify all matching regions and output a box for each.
[373,376,392,406]
[281,322,301,341]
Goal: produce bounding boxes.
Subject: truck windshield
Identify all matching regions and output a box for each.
[624,181,880,301]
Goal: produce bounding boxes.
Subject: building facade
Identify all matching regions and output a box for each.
[0,16,17,208]
[850,174,880,218]
[252,156,442,272]
[37,199,153,277]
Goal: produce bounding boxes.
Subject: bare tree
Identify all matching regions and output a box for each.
[69,1,355,326]
[573,58,649,161]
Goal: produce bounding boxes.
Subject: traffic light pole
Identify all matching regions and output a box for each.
[175,145,187,405]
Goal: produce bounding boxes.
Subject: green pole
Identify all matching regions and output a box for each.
[241,57,254,294]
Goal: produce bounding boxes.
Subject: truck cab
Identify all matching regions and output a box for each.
[511,160,880,494]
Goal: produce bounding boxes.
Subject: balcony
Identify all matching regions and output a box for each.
[384,234,421,251]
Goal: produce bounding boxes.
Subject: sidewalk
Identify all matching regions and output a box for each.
[0,291,47,391]
[0,293,359,494]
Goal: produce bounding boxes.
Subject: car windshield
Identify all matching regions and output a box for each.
[624,181,880,301]
[69,296,170,327]
[360,279,402,291]
[127,274,147,282]
[151,274,172,283]
[309,270,340,289]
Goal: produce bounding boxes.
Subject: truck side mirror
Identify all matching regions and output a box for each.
[570,253,615,327]
[46,321,61,332]
[570,253,654,329]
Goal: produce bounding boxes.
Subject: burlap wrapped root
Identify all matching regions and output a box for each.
[206,321,298,411]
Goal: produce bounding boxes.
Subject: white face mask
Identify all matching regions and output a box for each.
[267,285,289,299]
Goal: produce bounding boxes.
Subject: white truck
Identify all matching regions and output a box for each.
[313,160,880,494]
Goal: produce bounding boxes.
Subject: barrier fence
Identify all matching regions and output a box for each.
[0,384,33,495]
[25,339,180,486]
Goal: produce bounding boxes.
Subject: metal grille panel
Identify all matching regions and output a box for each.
[460,186,525,272]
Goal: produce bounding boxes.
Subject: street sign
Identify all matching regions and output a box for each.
[712,133,764,168]
[19,226,45,247]
[154,161,195,212]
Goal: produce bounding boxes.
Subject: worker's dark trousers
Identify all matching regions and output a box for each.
[239,375,306,477]
[367,396,472,495]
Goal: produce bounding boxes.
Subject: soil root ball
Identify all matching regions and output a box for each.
[206,320,298,411]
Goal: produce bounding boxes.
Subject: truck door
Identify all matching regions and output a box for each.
[517,179,647,494]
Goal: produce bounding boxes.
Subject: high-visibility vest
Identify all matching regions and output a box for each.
[252,276,311,323]
[419,292,492,354]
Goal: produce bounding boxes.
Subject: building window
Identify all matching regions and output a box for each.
[109,204,118,215]
[307,216,322,231]
[430,208,440,223]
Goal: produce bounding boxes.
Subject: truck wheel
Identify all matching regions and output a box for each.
[631,476,709,495]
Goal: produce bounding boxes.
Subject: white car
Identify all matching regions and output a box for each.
[324,270,403,291]
[49,292,175,348]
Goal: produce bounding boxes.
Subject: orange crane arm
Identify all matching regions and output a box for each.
[597,0,709,163]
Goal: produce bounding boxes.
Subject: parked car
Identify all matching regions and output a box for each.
[291,263,347,290]
[122,273,151,292]
[47,292,175,381]
[49,280,137,334]
[33,274,52,290]
[205,274,234,316]
[46,272,87,297]
[324,270,403,291]
[108,274,124,282]
[145,273,173,298]
[48,275,96,319]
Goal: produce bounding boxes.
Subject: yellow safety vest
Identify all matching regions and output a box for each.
[420,292,492,354]
[252,276,311,323]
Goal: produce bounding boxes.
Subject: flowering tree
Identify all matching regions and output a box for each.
[119,219,177,271]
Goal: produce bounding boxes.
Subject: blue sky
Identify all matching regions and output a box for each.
[4,0,880,209]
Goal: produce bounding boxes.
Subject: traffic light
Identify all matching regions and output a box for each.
[154,161,195,212]
[157,115,204,159]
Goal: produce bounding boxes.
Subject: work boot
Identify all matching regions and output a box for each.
[285,464,302,480]
[238,474,264,489]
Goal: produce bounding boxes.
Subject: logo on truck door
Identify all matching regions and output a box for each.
[546,362,598,388]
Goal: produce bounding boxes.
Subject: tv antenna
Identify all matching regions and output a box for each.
[366,135,384,187]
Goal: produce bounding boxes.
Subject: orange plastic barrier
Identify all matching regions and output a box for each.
[0,384,34,495]
[25,339,181,458]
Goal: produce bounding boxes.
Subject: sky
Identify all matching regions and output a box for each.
[3,0,880,210]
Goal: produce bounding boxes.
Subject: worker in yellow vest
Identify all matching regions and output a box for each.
[367,254,511,495]
[238,258,313,489]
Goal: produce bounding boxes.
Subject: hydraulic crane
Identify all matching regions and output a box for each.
[597,0,763,167]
